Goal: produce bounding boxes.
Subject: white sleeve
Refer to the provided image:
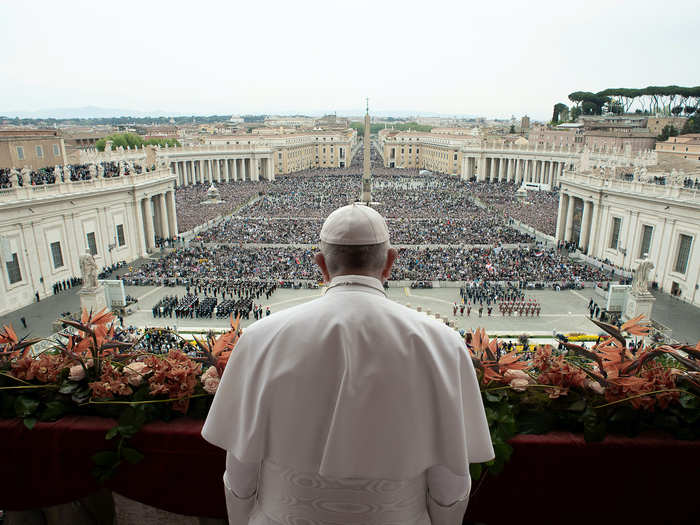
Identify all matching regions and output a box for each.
[426,465,471,525]
[223,452,260,524]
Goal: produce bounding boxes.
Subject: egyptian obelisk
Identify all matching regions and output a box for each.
[361,99,372,204]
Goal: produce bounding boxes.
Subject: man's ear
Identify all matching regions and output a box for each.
[381,248,397,282]
[314,252,331,283]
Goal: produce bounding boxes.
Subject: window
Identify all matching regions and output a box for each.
[86,232,97,256]
[116,225,125,247]
[36,145,43,158]
[50,241,64,269]
[16,146,24,160]
[53,144,60,156]
[674,234,693,274]
[6,253,22,284]
[454,153,458,160]
[609,217,622,250]
[639,225,653,258]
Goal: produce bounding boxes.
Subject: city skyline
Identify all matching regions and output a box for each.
[1,0,699,120]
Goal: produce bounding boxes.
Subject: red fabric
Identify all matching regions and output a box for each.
[465,432,700,525]
[1,418,699,524]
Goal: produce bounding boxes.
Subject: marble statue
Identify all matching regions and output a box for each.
[631,256,655,295]
[119,161,125,177]
[79,249,100,290]
[97,163,105,178]
[54,165,63,182]
[89,164,97,178]
[21,166,31,183]
[63,165,72,181]
[10,168,20,187]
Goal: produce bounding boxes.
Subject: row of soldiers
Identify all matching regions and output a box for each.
[52,276,82,295]
[498,300,541,317]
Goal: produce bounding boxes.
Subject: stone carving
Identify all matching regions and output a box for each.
[89,164,97,178]
[631,257,655,296]
[54,165,63,182]
[97,163,105,178]
[79,250,100,290]
[10,168,20,186]
[119,161,125,177]
[21,166,31,183]
[63,165,72,181]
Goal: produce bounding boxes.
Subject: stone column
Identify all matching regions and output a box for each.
[134,197,147,256]
[166,190,178,238]
[224,159,230,182]
[143,197,155,252]
[233,158,239,181]
[588,202,600,255]
[478,156,486,182]
[158,193,170,240]
[580,200,592,252]
[565,195,576,242]
[488,157,496,182]
[252,157,259,181]
[556,193,566,241]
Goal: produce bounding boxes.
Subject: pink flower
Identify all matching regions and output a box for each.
[201,366,220,395]
[504,369,530,382]
[509,378,530,391]
[68,364,86,382]
[123,361,150,386]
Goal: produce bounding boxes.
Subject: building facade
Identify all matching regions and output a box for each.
[0,129,68,170]
[0,167,177,315]
[655,134,700,162]
[557,170,700,306]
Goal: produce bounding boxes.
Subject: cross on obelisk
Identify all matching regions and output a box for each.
[361,98,372,205]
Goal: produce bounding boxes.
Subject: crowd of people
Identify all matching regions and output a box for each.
[119,244,610,285]
[0,161,146,187]
[194,216,533,245]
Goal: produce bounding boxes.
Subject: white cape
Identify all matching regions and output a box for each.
[202,277,494,481]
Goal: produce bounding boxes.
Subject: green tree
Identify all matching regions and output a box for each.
[671,106,684,116]
[551,103,568,124]
[95,133,179,151]
[657,125,679,141]
[509,124,516,133]
[681,115,700,134]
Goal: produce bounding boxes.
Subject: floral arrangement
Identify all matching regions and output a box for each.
[1,309,698,482]
[0,308,240,480]
[466,314,700,478]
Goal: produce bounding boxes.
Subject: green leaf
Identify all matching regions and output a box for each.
[485,390,504,403]
[23,417,38,430]
[105,426,119,440]
[39,401,67,421]
[469,463,483,480]
[15,395,40,417]
[92,450,119,467]
[121,447,144,465]
[517,410,555,434]
[582,407,606,442]
[118,406,147,430]
[58,381,80,394]
[567,399,586,412]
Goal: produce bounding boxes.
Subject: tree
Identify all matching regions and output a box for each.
[570,106,582,121]
[681,115,700,135]
[684,106,697,115]
[552,103,568,124]
[657,125,679,141]
[671,106,684,116]
[509,125,516,133]
[95,133,179,151]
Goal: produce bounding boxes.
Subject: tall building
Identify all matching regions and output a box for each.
[0,129,67,169]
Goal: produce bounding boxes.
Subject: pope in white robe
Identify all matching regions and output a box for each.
[202,204,494,524]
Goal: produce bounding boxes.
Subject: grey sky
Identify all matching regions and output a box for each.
[1,0,698,120]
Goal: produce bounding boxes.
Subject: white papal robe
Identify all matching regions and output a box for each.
[203,275,494,524]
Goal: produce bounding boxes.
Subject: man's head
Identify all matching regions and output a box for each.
[314,204,397,282]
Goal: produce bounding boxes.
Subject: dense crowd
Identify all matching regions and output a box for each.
[174,182,267,233]
[0,161,146,187]
[120,244,610,285]
[468,182,560,237]
[194,216,533,245]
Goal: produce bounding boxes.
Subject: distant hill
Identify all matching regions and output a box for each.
[1,106,177,119]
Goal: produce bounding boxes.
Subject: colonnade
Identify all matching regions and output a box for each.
[134,190,178,254]
[463,156,567,186]
[170,157,274,187]
[556,192,599,254]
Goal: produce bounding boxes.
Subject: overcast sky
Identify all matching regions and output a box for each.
[1,0,698,120]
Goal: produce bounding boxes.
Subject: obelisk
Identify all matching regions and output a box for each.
[361,99,372,204]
